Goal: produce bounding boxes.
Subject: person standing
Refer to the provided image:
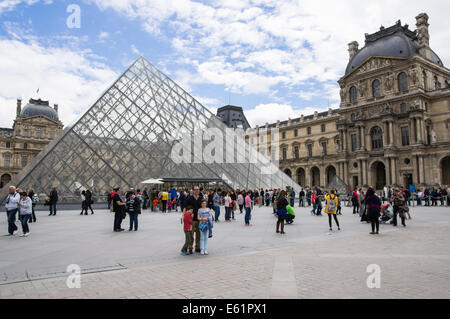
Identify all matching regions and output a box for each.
[325,189,340,231]
[181,206,194,255]
[230,190,237,220]
[85,190,94,214]
[311,191,317,215]
[161,189,168,213]
[213,189,221,222]
[127,192,140,231]
[237,192,244,214]
[5,186,20,236]
[113,187,126,232]
[80,190,88,215]
[48,187,58,216]
[276,190,288,234]
[224,191,232,222]
[184,186,203,254]
[364,187,381,235]
[244,191,253,226]
[289,189,295,207]
[28,188,38,223]
[391,188,406,227]
[299,189,305,207]
[352,188,359,214]
[197,200,212,255]
[17,192,32,237]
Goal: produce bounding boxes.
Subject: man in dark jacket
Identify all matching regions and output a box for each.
[48,187,58,216]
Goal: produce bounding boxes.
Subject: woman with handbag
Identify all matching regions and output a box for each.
[198,200,213,255]
[364,187,381,235]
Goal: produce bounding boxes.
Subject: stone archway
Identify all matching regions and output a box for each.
[441,156,450,185]
[284,169,292,178]
[0,174,12,189]
[326,165,337,185]
[297,168,306,186]
[311,167,320,188]
[371,161,386,190]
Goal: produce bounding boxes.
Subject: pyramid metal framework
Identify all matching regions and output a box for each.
[7,57,301,202]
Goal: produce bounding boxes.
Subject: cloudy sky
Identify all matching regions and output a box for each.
[0,0,449,129]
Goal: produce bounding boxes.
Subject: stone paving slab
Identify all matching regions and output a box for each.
[0,205,449,298]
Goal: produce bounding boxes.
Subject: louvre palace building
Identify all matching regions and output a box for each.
[246,13,450,190]
[0,98,63,188]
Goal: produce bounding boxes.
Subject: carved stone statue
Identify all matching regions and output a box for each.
[359,80,367,98]
[409,67,418,85]
[385,73,393,91]
[340,86,346,101]
[431,129,437,143]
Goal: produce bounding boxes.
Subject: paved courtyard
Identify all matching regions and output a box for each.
[0,204,449,299]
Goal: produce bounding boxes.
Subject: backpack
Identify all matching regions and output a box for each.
[32,194,39,204]
[327,195,336,212]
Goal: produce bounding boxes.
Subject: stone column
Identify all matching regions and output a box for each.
[410,118,416,144]
[389,121,394,146]
[343,130,348,152]
[386,157,392,185]
[383,121,389,146]
[343,161,348,185]
[362,160,368,185]
[419,155,425,184]
[413,156,419,184]
[391,157,397,185]
[417,118,423,143]
[360,126,366,150]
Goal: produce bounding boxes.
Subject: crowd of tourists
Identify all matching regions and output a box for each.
[3,183,449,248]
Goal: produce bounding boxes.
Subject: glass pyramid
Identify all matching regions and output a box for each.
[7,57,301,203]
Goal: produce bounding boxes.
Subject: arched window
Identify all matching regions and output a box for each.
[349,86,357,103]
[398,72,408,92]
[371,126,384,150]
[372,79,381,97]
[400,103,407,113]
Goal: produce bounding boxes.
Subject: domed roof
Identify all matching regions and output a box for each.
[20,99,59,121]
[345,22,444,75]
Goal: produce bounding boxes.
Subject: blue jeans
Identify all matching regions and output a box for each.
[225,206,231,220]
[49,202,57,215]
[129,212,138,230]
[200,229,208,252]
[214,206,220,221]
[20,214,30,234]
[7,209,18,235]
[245,207,251,225]
[311,204,317,215]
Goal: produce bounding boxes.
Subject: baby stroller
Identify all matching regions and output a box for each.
[380,203,393,224]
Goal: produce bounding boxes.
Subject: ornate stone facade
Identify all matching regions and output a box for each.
[0,98,63,188]
[246,14,450,190]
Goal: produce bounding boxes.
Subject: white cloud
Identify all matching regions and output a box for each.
[0,0,51,15]
[0,38,117,128]
[131,44,140,55]
[98,31,109,40]
[244,103,330,128]
[88,0,450,99]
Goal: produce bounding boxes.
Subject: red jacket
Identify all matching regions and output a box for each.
[183,212,193,231]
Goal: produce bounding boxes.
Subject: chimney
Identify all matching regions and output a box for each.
[16,99,22,117]
[416,13,432,60]
[348,41,359,60]
[54,104,59,113]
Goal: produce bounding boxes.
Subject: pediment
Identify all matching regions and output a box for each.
[345,56,407,78]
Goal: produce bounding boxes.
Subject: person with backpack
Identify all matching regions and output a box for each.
[325,189,340,231]
[352,188,359,214]
[364,187,381,235]
[299,189,305,207]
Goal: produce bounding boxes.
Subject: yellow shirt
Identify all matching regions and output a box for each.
[161,192,168,201]
[325,194,338,214]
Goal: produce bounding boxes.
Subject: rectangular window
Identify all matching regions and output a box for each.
[321,124,326,133]
[21,156,28,168]
[6,142,10,148]
[307,144,313,157]
[282,148,287,160]
[351,134,357,152]
[282,132,286,139]
[37,128,42,138]
[401,126,410,146]
[23,128,29,137]
[322,142,327,156]
[294,129,298,137]
[294,146,299,159]
[4,155,10,167]
[307,127,311,135]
